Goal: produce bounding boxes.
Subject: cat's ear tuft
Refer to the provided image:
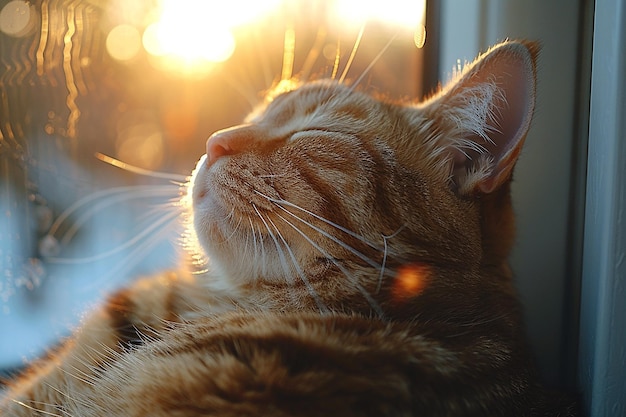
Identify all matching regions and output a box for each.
[418,40,538,195]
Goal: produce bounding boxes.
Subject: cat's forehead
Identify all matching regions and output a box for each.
[257,81,379,126]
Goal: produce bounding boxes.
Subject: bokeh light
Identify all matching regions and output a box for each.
[392,263,430,300]
[106,24,142,61]
[0,0,37,37]
[141,0,282,66]
[105,0,155,27]
[333,0,426,29]
[101,0,428,72]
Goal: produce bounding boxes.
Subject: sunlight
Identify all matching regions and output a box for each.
[333,0,426,29]
[107,24,142,61]
[103,0,428,72]
[143,19,235,63]
[142,0,280,64]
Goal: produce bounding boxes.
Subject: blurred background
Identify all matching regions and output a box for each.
[0,0,610,413]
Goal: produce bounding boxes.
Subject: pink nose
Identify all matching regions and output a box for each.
[206,124,258,165]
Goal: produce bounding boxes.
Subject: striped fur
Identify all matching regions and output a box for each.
[1,41,577,416]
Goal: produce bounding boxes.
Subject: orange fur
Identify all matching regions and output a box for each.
[1,40,578,417]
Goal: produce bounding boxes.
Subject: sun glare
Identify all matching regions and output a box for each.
[103,0,427,71]
[141,0,281,66]
[143,21,235,63]
[333,0,426,29]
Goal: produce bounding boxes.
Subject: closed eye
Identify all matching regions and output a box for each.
[289,128,342,142]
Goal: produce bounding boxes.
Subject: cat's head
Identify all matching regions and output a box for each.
[189,40,537,312]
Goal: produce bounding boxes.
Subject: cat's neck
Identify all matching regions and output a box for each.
[478,182,516,274]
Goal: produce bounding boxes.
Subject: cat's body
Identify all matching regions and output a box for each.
[1,40,577,416]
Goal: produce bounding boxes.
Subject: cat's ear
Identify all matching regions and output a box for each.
[416,40,538,194]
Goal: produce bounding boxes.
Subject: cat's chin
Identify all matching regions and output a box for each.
[189,155,226,249]
[189,156,289,286]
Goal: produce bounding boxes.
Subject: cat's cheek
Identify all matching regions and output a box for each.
[190,157,210,203]
[194,192,230,234]
[192,207,213,254]
[191,186,223,256]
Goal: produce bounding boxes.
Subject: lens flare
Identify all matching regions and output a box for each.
[392,263,430,300]
[106,25,142,61]
[333,0,426,29]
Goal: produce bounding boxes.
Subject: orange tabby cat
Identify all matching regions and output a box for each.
[1,40,577,416]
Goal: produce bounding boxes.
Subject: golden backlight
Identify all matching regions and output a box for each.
[333,0,426,30]
[101,0,426,74]
[143,0,236,63]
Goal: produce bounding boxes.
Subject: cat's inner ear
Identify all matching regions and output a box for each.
[420,41,538,195]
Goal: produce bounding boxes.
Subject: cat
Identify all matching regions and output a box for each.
[0,40,577,416]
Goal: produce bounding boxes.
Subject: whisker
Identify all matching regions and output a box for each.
[47,210,179,264]
[210,208,245,248]
[256,173,288,179]
[274,211,382,318]
[223,214,243,244]
[225,207,235,223]
[265,214,329,314]
[351,29,401,90]
[339,22,366,84]
[254,193,381,269]
[141,199,184,221]
[330,36,341,80]
[257,222,268,277]
[254,190,385,253]
[252,25,275,88]
[11,399,65,417]
[242,217,251,260]
[271,202,386,274]
[280,24,296,82]
[44,379,92,409]
[95,153,188,182]
[81,212,182,290]
[299,25,327,82]
[48,185,179,238]
[59,187,179,245]
[61,364,96,387]
[248,217,259,270]
[377,224,407,293]
[222,73,260,110]
[252,204,293,286]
